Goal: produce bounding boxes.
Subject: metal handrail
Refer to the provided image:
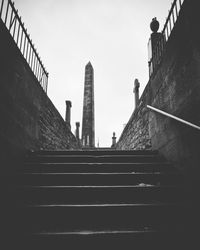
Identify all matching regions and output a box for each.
[147,105,200,130]
[0,0,48,93]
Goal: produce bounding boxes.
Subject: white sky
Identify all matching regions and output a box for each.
[15,0,172,147]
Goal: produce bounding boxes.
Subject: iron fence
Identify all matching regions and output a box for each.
[0,0,48,93]
[149,0,185,77]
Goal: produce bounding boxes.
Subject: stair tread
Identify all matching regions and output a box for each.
[22,162,176,174]
[27,154,165,164]
[30,150,158,155]
[31,155,159,158]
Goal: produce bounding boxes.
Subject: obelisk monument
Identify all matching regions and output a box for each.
[81,62,95,148]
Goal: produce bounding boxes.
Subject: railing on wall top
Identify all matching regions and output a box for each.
[149,0,185,77]
[0,0,48,93]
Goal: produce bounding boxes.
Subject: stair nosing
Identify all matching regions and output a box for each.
[31,155,159,158]
[19,172,178,175]
[34,229,158,235]
[26,203,181,208]
[24,162,171,166]
[20,184,179,188]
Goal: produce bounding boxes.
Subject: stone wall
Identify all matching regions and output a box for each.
[116,0,200,175]
[116,85,151,150]
[0,19,78,170]
[39,97,77,150]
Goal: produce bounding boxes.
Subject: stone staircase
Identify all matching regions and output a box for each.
[9,150,194,249]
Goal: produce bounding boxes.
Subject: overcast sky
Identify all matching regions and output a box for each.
[16,0,172,147]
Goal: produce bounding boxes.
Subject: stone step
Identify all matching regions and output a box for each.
[23,162,175,173]
[9,230,192,250]
[12,149,192,249]
[16,172,184,186]
[27,154,164,164]
[30,150,158,156]
[16,203,189,233]
[15,185,186,205]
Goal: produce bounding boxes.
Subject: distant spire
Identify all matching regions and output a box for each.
[111,132,117,148]
[82,61,95,148]
[86,61,93,68]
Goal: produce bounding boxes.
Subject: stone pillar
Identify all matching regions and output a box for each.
[65,100,72,130]
[133,79,140,109]
[111,132,117,148]
[148,17,165,76]
[75,122,80,140]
